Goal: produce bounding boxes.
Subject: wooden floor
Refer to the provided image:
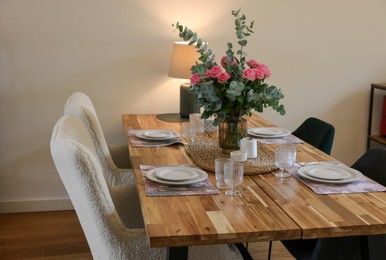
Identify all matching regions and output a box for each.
[0,210,294,259]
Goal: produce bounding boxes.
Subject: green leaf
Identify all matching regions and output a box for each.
[197,38,202,48]
[232,9,241,17]
[238,40,247,46]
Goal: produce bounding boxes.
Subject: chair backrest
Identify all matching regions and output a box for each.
[64,91,99,123]
[351,147,386,186]
[351,147,386,259]
[50,115,122,259]
[292,117,335,155]
[64,92,119,181]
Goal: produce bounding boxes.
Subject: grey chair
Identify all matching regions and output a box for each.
[50,115,245,260]
[292,117,335,155]
[64,91,132,185]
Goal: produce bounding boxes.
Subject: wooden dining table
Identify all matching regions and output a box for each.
[122,114,386,259]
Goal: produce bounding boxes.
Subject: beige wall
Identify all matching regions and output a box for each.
[1,0,386,211]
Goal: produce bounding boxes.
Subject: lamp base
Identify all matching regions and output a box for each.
[180,83,200,118]
[156,113,189,123]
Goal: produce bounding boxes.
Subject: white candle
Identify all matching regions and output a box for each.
[230,150,247,162]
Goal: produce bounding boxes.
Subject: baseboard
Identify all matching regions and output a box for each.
[0,199,74,213]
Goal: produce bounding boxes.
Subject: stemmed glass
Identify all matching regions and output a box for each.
[274,144,296,178]
[224,162,244,196]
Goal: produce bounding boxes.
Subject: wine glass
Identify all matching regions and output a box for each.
[224,162,244,196]
[274,144,296,178]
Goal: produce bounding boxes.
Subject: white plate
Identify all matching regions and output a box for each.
[135,130,180,141]
[155,167,198,181]
[298,165,363,184]
[306,166,351,180]
[248,127,291,138]
[146,167,208,185]
[142,130,172,138]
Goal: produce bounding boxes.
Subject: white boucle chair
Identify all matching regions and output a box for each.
[63,92,138,228]
[64,91,132,186]
[50,115,244,260]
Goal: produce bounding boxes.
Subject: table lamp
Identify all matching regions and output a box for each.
[168,41,201,118]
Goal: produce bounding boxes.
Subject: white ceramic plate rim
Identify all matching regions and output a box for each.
[297,165,363,184]
[306,166,351,180]
[248,127,291,138]
[135,130,180,141]
[146,167,208,185]
[142,130,172,138]
[155,167,198,181]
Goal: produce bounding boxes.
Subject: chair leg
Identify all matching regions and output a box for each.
[234,243,253,260]
[360,236,369,260]
[268,241,272,260]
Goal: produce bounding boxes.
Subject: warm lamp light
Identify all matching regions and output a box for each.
[168,41,200,118]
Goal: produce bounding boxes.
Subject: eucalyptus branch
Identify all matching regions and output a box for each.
[172,22,215,71]
[231,9,255,66]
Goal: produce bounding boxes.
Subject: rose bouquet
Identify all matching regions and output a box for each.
[173,9,285,125]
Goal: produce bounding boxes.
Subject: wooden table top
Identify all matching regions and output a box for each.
[122,114,386,247]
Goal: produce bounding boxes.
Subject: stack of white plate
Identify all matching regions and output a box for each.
[248,127,291,138]
[297,164,363,184]
[146,167,208,185]
[135,129,180,141]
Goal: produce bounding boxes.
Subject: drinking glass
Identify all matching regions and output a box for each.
[215,158,233,189]
[224,162,244,196]
[189,113,205,134]
[181,123,196,142]
[274,144,296,178]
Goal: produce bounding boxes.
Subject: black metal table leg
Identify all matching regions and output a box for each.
[166,246,188,260]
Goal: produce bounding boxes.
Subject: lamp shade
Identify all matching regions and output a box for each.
[168,41,199,79]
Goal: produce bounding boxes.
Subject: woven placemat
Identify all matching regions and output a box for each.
[185,138,277,175]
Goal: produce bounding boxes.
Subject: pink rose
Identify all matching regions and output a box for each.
[209,65,223,77]
[221,56,228,68]
[258,63,271,78]
[190,74,200,85]
[217,72,231,83]
[242,68,256,81]
[221,56,238,68]
[255,68,265,80]
[247,59,259,68]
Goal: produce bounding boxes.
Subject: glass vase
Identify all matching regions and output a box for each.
[218,118,247,154]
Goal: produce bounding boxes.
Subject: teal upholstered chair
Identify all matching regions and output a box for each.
[352,148,386,260]
[292,117,335,155]
[266,117,336,258]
